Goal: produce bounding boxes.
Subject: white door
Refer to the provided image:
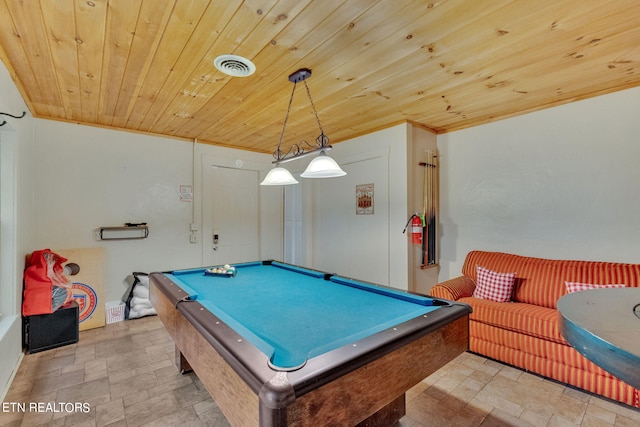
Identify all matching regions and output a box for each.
[284,182,303,265]
[204,166,260,266]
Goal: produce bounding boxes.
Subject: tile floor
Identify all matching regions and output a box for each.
[1,315,639,426]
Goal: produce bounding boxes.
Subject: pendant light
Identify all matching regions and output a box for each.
[260,68,346,185]
[261,167,299,186]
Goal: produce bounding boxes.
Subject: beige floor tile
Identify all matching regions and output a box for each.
[55,377,110,402]
[460,375,486,392]
[615,412,640,427]
[590,396,640,421]
[121,389,150,408]
[95,398,125,427]
[173,382,214,408]
[585,402,617,424]
[564,386,594,404]
[29,370,85,399]
[104,349,154,373]
[497,364,524,381]
[108,371,158,400]
[449,381,485,404]
[15,406,54,427]
[139,406,203,427]
[407,391,487,426]
[482,407,534,426]
[191,398,221,416]
[475,389,525,419]
[123,390,181,427]
[582,414,617,426]
[51,402,97,426]
[197,406,232,427]
[519,407,553,427]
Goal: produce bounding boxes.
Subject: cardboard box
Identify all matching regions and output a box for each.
[54,248,106,331]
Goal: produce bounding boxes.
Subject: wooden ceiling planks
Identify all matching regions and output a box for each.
[109,0,177,129]
[211,0,429,150]
[0,0,639,152]
[278,1,511,137]
[223,0,549,148]
[342,0,640,133]
[193,0,380,150]
[0,0,41,114]
[39,0,81,120]
[98,0,143,125]
[75,0,108,124]
[138,0,270,136]
[162,0,318,141]
[4,0,64,117]
[124,0,217,131]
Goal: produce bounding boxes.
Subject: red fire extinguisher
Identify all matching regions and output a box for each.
[403,213,425,244]
[411,215,423,244]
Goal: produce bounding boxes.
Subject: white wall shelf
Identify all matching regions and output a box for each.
[98,224,149,240]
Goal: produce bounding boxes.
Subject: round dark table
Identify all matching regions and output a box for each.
[558,287,640,389]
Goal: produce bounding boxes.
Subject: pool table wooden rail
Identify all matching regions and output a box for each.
[150,270,470,426]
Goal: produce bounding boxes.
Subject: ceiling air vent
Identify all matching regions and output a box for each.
[214,54,256,77]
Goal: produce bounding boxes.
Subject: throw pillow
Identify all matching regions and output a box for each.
[564,281,626,294]
[473,266,517,302]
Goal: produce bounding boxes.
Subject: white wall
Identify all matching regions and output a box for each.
[32,119,282,302]
[438,86,640,281]
[0,61,35,400]
[303,124,411,289]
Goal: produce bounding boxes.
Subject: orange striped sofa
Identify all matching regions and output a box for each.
[430,250,640,408]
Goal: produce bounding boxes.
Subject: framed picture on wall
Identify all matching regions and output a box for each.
[356,183,374,215]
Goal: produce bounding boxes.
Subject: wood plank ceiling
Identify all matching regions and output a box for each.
[0,0,639,155]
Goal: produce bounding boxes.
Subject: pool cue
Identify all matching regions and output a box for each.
[425,150,437,265]
[421,156,428,268]
[430,152,438,264]
[430,151,437,265]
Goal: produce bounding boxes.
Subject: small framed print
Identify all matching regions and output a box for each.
[356,183,374,215]
[179,185,193,202]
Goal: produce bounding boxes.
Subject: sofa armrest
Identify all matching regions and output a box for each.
[430,276,476,301]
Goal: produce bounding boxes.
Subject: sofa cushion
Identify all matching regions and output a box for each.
[462,251,640,309]
[564,281,626,294]
[459,296,565,344]
[473,266,516,302]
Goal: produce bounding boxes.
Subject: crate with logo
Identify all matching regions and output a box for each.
[105,301,126,324]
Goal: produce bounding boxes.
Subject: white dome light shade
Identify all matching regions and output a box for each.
[260,167,299,185]
[300,152,347,178]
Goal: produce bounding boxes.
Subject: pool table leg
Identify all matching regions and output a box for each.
[176,345,193,374]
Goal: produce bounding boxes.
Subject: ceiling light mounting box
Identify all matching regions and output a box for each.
[260,68,346,185]
[289,68,312,83]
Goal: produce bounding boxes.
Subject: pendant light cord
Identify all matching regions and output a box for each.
[304,80,325,138]
[275,82,299,161]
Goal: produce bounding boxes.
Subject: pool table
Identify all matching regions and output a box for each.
[149,261,470,426]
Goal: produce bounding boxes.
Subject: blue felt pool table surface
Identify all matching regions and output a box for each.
[167,261,441,369]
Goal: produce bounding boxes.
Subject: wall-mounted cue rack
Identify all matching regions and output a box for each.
[419,150,438,268]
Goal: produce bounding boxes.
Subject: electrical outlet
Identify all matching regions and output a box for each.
[189,234,198,243]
